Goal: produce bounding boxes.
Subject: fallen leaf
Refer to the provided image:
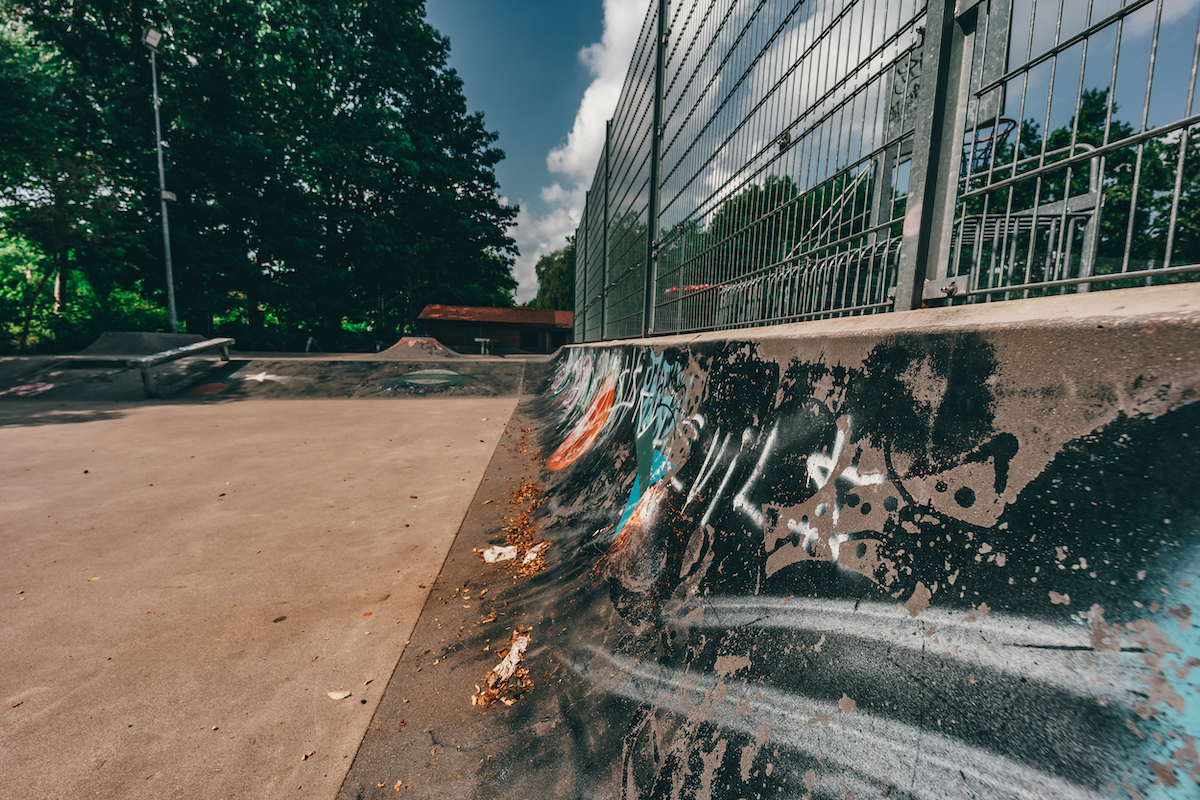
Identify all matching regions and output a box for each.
[482,499,494,505]
[363,611,373,616]
[211,726,218,731]
[394,780,403,791]
[327,691,352,700]
[87,577,99,581]
[363,679,373,686]
[410,495,417,499]
[302,751,315,761]
[11,701,23,708]
[479,588,489,597]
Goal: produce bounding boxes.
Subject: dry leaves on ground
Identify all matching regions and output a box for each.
[471,627,533,710]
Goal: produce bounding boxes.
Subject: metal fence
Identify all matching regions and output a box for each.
[574,0,1200,341]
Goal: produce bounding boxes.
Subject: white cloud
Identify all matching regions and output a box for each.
[509,0,652,303]
[509,197,581,303]
[546,0,651,182]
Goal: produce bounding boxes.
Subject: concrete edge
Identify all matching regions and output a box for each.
[577,284,1200,350]
[333,385,529,800]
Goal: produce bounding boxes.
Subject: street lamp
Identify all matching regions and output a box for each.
[142,25,179,334]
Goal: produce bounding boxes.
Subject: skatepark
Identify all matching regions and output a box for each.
[2,284,1199,799]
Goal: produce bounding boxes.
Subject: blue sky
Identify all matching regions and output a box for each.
[424,0,652,303]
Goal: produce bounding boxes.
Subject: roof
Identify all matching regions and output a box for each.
[418,305,573,329]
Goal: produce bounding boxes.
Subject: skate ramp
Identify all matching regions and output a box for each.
[180,359,528,400]
[340,284,1200,800]
[0,355,225,402]
[74,331,207,357]
[373,337,463,359]
[0,333,221,401]
[0,356,536,402]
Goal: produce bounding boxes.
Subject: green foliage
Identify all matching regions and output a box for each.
[531,237,575,310]
[0,0,517,352]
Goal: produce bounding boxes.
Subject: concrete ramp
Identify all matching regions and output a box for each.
[0,355,534,402]
[0,332,220,401]
[373,337,463,359]
[340,285,1200,800]
[74,331,207,357]
[182,359,527,399]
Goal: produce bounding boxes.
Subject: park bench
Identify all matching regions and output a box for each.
[128,337,235,398]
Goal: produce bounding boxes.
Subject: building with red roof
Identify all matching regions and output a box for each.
[417,305,573,355]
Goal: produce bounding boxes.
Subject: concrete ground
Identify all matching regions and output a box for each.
[0,396,516,799]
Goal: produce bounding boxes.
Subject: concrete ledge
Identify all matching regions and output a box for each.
[589,283,1200,349]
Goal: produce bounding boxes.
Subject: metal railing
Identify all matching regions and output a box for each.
[574,0,1200,341]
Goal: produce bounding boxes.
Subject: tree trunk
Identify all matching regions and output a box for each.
[53,266,64,314]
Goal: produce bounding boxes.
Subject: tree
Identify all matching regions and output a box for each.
[0,11,150,350]
[531,238,575,310]
[0,0,518,351]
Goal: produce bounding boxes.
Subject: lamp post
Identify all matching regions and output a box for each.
[142,26,178,334]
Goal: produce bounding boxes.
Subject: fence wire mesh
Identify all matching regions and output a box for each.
[574,0,1200,341]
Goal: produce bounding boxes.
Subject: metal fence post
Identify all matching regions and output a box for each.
[577,194,588,343]
[893,0,961,312]
[642,0,668,338]
[601,120,611,340]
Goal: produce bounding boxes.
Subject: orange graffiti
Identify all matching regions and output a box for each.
[595,482,667,577]
[548,375,616,470]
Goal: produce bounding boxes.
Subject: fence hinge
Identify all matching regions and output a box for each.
[923,276,965,301]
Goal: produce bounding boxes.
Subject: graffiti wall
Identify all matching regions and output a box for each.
[520,316,1200,799]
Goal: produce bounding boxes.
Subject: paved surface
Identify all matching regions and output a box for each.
[0,396,516,799]
[338,402,585,800]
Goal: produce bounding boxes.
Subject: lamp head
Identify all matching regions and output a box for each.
[142,26,163,53]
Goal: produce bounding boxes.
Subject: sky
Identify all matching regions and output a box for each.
[424,0,652,304]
